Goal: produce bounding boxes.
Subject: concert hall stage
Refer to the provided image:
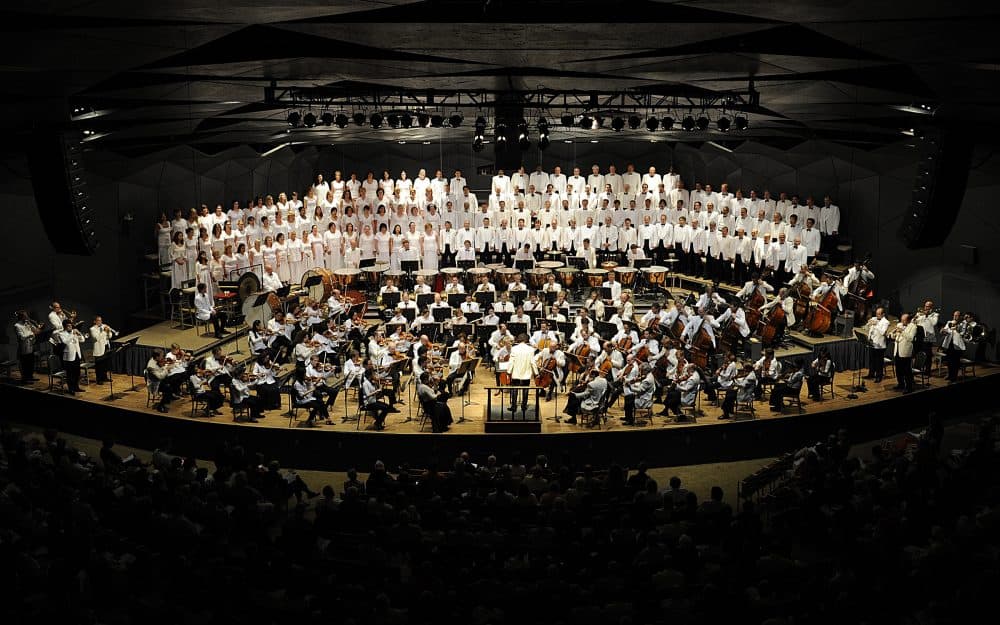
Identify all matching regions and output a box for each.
[3,361,993,472]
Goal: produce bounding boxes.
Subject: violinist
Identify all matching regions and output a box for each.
[730,364,757,417]
[530,320,558,349]
[623,361,656,426]
[562,367,608,426]
[389,307,409,326]
[248,320,270,355]
[202,346,234,393]
[189,367,225,416]
[769,359,805,412]
[342,350,364,391]
[305,355,341,407]
[662,363,701,420]
[251,352,282,410]
[146,349,170,412]
[704,352,738,413]
[293,367,330,427]
[806,348,834,400]
[753,348,781,399]
[533,339,566,400]
[416,371,453,433]
[159,343,193,405]
[230,371,262,422]
[412,306,436,332]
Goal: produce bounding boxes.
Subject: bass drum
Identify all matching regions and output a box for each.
[236,272,262,307]
[242,292,274,328]
[300,267,334,302]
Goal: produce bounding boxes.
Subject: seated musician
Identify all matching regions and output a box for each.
[726,364,757,419]
[493,336,513,388]
[344,311,366,351]
[379,277,399,296]
[680,307,720,350]
[448,307,468,328]
[230,370,263,423]
[530,320,558,349]
[810,274,844,332]
[843,261,875,293]
[305,355,341,407]
[416,371,453,433]
[716,302,751,355]
[510,305,531,331]
[522,293,543,313]
[248,320,270,355]
[789,264,820,289]
[481,306,500,326]
[582,290,605,320]
[594,341,625,377]
[662,363,701,420]
[736,272,774,300]
[267,312,294,350]
[638,329,660,360]
[446,342,472,395]
[292,334,318,367]
[202,346,234,394]
[398,291,418,310]
[626,243,646,266]
[460,295,480,314]
[326,289,347,318]
[618,290,635,323]
[562,367,609,426]
[189,368,225,416]
[695,285,726,313]
[508,274,528,292]
[759,287,796,340]
[359,360,396,432]
[412,275,432,295]
[753,348,782,399]
[612,322,640,354]
[475,275,496,292]
[534,340,567,400]
[704,351,738,405]
[342,350,364,390]
[194,282,229,339]
[389,307,409,326]
[662,300,687,329]
[542,273,562,295]
[770,359,805,412]
[158,344,193,410]
[262,263,283,292]
[292,367,330,427]
[640,302,666,330]
[546,304,566,324]
[429,293,450,315]
[554,290,572,316]
[602,273,623,301]
[456,239,477,263]
[445,275,466,294]
[568,327,601,357]
[251,352,282,410]
[806,348,834,400]
[412,307,436,332]
[146,350,170,413]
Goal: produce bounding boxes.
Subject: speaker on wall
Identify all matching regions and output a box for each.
[897,126,973,250]
[26,131,99,255]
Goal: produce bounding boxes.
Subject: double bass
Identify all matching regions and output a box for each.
[758,303,786,347]
[743,286,765,330]
[803,284,839,335]
[687,322,714,369]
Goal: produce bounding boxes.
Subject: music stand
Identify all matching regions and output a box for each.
[455,357,481,422]
[385,322,405,336]
[246,292,272,328]
[567,256,587,270]
[302,274,322,291]
[359,257,376,269]
[510,290,527,307]
[526,310,542,326]
[457,259,476,271]
[465,311,483,324]
[400,260,419,274]
[432,306,451,323]
[451,323,474,339]
[498,311,512,325]
[544,290,557,304]
[474,291,496,307]
[595,321,617,341]
[416,293,434,310]
[447,293,465,308]
[514,259,534,271]
[113,336,143,393]
[557,322,576,343]
[401,308,417,323]
[601,286,613,300]
[508,322,528,337]
[382,291,401,311]
[849,329,870,398]
[634,258,653,270]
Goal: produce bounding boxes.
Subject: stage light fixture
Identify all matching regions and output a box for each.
[400,113,413,128]
[387,114,400,128]
[414,112,428,128]
[286,111,301,127]
[561,114,574,127]
[495,122,508,152]
[370,113,383,128]
[473,136,484,152]
[449,114,463,128]
[681,116,696,131]
[628,115,641,130]
[579,115,593,130]
[645,117,659,131]
[593,115,604,129]
[320,112,334,126]
[717,116,731,132]
[352,112,367,126]
[430,114,444,128]
[517,123,530,150]
[335,113,349,128]
[303,112,317,127]
[539,134,550,150]
[661,116,675,130]
[696,116,710,131]
[611,117,625,132]
[734,116,748,131]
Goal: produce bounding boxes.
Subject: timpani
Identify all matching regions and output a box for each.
[616,267,638,289]
[467,267,491,285]
[585,268,608,289]
[537,260,564,271]
[367,262,390,289]
[333,268,362,290]
[441,266,464,281]
[600,261,619,273]
[526,268,551,290]
[555,267,578,289]
[495,267,519,286]
[642,265,668,291]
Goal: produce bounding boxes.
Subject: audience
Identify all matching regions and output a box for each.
[0,414,996,624]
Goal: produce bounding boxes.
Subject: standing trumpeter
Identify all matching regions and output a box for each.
[89,315,118,384]
[940,310,966,383]
[14,311,41,384]
[912,300,939,374]
[54,319,85,394]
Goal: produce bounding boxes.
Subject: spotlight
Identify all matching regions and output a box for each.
[661,116,674,130]
[303,112,316,128]
[430,114,444,128]
[734,116,748,131]
[539,134,550,150]
[717,117,731,132]
[417,112,430,128]
[579,115,593,130]
[320,112,334,126]
[645,117,659,131]
[473,136,484,152]
[611,117,625,132]
[449,114,463,128]
[681,116,696,131]
[352,112,367,126]
[286,111,301,127]
[517,123,530,150]
[696,116,710,131]
[561,114,574,127]
[370,113,383,128]
[495,122,508,152]
[628,115,641,130]
[387,114,400,128]
[400,113,413,128]
[593,115,604,129]
[335,113,350,128]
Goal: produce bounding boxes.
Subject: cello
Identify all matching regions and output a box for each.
[534,351,559,389]
[758,303,786,346]
[803,283,839,335]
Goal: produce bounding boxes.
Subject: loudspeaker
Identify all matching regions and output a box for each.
[26,131,99,255]
[898,126,973,249]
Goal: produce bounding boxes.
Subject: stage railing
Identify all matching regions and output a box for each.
[483,386,542,423]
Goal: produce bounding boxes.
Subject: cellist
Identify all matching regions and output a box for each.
[735,272,773,303]
[533,340,567,401]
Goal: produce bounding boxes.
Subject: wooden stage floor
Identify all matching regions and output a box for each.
[15,359,994,435]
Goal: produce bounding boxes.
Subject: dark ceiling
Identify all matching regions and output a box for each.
[3,0,999,153]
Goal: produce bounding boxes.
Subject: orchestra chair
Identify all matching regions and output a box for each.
[579,389,611,430]
[229,386,249,423]
[289,386,315,428]
[417,400,433,432]
[194,313,213,338]
[167,288,193,329]
[733,389,756,422]
[931,347,947,377]
[186,379,210,418]
[912,352,931,388]
[959,358,977,379]
[782,386,804,414]
[144,371,162,408]
[80,359,95,385]
[882,356,895,380]
[814,370,835,400]
[47,354,67,393]
[355,384,376,431]
[633,406,653,427]
[0,350,18,380]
